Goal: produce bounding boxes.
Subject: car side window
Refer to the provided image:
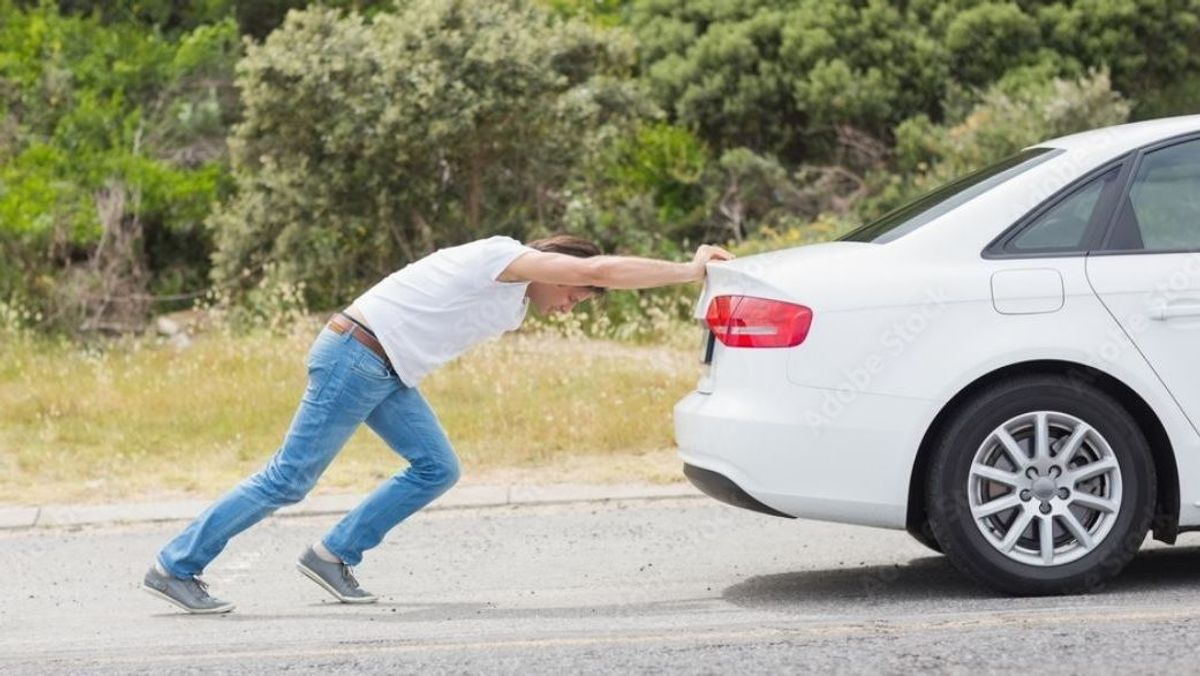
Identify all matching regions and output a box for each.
[1007,167,1119,253]
[1106,138,1200,252]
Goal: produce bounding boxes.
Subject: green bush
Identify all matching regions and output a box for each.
[632,0,1200,166]
[864,70,1132,220]
[632,0,946,161]
[0,2,239,330]
[943,2,1042,87]
[1036,0,1200,102]
[209,0,648,309]
[5,0,1200,340]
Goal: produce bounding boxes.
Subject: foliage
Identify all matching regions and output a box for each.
[3,0,1200,338]
[631,0,1200,165]
[543,0,626,27]
[568,118,861,263]
[1134,72,1200,120]
[863,70,1132,219]
[562,121,709,256]
[1034,0,1200,103]
[30,0,398,38]
[731,215,858,256]
[209,0,648,308]
[631,0,948,161]
[0,1,240,329]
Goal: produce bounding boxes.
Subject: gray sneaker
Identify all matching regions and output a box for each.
[296,546,378,604]
[142,566,235,614]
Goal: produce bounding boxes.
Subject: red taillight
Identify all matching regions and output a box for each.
[705,295,813,348]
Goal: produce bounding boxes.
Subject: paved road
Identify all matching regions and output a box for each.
[3,497,1200,674]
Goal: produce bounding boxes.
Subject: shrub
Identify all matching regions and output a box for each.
[209,0,648,309]
[863,69,1131,220]
[0,3,239,332]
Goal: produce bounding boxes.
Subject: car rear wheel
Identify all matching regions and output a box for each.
[908,520,943,554]
[925,375,1155,595]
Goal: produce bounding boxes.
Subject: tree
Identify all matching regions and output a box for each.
[209,0,647,308]
[631,0,947,163]
[0,1,239,330]
[631,0,1200,165]
[30,0,399,39]
[1036,0,1200,106]
[864,70,1132,220]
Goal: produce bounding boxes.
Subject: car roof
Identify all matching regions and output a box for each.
[1034,114,1200,156]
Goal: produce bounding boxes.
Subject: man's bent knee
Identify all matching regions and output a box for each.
[244,468,315,507]
[410,456,460,490]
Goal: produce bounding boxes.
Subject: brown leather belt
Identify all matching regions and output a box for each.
[328,312,394,373]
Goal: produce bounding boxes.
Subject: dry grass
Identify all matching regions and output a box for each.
[0,322,702,505]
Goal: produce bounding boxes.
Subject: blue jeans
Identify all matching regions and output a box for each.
[157,325,460,577]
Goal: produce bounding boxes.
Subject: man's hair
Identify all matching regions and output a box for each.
[526,234,602,259]
[525,234,606,294]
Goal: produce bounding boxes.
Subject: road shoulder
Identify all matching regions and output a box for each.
[1,481,701,530]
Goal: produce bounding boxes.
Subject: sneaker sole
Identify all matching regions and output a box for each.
[141,584,235,614]
[295,562,379,604]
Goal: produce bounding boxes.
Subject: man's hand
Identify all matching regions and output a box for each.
[689,244,736,281]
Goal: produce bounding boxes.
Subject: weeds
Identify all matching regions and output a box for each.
[0,321,700,504]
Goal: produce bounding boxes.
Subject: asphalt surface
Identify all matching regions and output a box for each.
[3,497,1200,674]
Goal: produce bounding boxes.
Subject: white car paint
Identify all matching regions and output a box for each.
[675,115,1200,533]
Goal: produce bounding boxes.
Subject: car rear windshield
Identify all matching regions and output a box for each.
[839,147,1061,244]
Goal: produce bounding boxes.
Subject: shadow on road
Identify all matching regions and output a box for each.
[723,555,983,610]
[1103,545,1200,593]
[724,545,1200,611]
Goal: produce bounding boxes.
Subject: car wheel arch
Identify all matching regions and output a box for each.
[905,359,1179,547]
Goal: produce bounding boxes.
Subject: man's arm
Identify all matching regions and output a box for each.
[499,244,735,289]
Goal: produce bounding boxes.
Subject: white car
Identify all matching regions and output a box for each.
[674,115,1200,595]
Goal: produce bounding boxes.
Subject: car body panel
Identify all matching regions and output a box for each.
[1087,251,1200,526]
[675,383,935,528]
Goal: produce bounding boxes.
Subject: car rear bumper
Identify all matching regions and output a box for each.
[682,463,794,518]
[674,384,936,529]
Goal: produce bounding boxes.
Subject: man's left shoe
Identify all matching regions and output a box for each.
[142,566,236,614]
[296,546,379,604]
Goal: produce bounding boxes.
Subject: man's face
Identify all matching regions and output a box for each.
[526,282,596,315]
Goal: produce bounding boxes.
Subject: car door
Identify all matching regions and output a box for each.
[1085,135,1200,432]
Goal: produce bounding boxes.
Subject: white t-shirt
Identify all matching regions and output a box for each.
[351,236,535,386]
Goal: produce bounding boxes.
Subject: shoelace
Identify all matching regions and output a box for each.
[187,575,214,600]
[340,564,360,590]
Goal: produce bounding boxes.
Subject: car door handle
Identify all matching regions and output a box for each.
[1152,300,1200,321]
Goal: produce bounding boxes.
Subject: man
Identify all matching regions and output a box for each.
[142,234,734,613]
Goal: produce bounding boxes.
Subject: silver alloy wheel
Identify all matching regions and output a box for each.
[967,410,1123,567]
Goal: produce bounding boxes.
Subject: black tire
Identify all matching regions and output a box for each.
[908,520,943,554]
[925,374,1155,595]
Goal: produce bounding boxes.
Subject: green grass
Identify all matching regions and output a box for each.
[0,321,703,505]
